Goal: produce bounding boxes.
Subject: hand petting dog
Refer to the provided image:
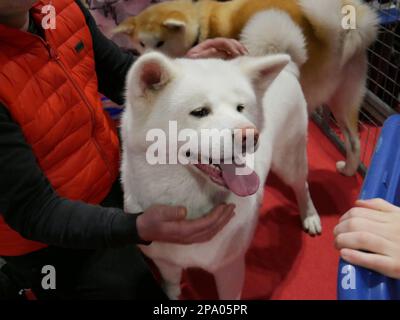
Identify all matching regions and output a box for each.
[137,204,236,244]
[186,38,248,59]
[335,199,400,279]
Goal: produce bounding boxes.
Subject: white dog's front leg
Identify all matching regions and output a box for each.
[214,256,246,300]
[155,259,183,300]
[293,181,322,235]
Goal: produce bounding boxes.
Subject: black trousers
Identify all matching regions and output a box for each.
[0,245,168,300]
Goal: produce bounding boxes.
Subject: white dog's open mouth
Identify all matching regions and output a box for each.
[194,162,260,197]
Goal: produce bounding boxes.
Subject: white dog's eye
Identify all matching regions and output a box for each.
[190,107,211,118]
[237,104,245,113]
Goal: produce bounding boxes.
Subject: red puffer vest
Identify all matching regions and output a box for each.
[0,0,120,256]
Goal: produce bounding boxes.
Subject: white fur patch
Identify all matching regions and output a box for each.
[240,10,308,67]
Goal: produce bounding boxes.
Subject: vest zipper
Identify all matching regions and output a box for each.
[31,34,114,177]
[50,44,114,177]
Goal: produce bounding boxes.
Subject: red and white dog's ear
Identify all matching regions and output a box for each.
[237,54,290,88]
[162,11,187,31]
[128,52,176,97]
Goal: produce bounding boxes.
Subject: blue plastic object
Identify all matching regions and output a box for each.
[379,8,400,25]
[337,115,400,300]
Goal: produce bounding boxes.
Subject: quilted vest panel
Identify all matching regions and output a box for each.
[0,0,120,256]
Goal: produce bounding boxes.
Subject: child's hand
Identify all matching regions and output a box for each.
[334,199,400,279]
[186,38,248,59]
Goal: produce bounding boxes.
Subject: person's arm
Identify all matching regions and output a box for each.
[75,0,135,105]
[0,102,143,249]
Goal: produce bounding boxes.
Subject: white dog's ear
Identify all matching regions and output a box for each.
[239,54,290,88]
[163,11,186,31]
[129,52,175,96]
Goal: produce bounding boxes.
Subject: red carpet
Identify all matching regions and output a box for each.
[180,121,365,300]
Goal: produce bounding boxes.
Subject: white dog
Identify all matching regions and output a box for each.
[121,52,321,300]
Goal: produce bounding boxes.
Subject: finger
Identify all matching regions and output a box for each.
[217,39,241,56]
[356,199,400,213]
[339,207,389,223]
[196,38,240,57]
[161,206,187,221]
[186,216,231,243]
[186,39,220,55]
[340,248,399,278]
[222,49,241,59]
[185,46,204,56]
[188,48,226,59]
[194,38,228,50]
[335,231,393,256]
[186,204,234,235]
[231,39,248,55]
[191,39,215,50]
[162,204,226,237]
[185,44,205,57]
[203,48,228,59]
[179,204,235,237]
[185,209,234,243]
[334,217,388,238]
[185,206,235,243]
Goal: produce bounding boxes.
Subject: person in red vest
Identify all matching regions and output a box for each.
[0,0,247,299]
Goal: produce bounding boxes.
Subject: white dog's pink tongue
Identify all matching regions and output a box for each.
[219,163,260,197]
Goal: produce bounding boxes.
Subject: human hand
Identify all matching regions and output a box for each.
[137,204,235,244]
[185,38,248,59]
[334,199,400,279]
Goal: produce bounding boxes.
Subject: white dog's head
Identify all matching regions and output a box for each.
[123,52,289,197]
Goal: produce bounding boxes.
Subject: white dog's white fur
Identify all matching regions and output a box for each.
[121,51,321,300]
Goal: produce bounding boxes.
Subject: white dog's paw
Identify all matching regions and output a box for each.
[164,284,181,300]
[336,161,355,177]
[302,214,322,235]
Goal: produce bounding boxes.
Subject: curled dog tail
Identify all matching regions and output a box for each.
[240,9,308,67]
[299,0,342,45]
[340,0,379,67]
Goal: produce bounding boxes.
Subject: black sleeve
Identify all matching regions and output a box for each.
[76,0,136,105]
[0,103,146,249]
